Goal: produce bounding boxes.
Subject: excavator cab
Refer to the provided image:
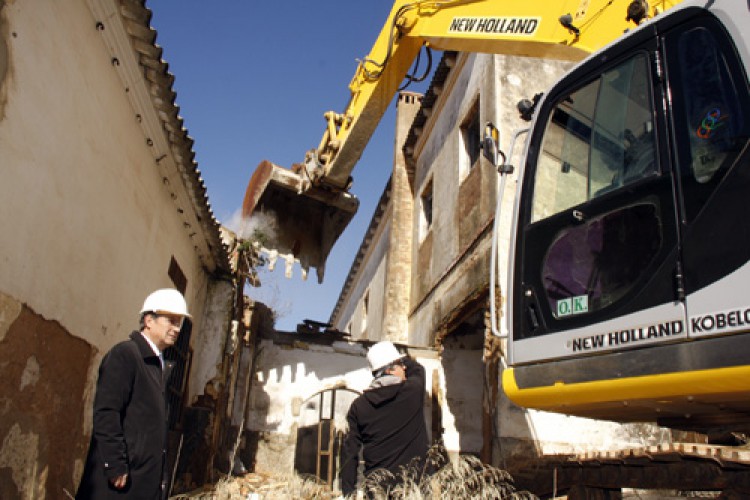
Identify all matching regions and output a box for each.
[502,4,750,433]
[241,160,358,283]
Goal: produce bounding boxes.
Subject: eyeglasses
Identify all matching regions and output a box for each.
[156,314,184,329]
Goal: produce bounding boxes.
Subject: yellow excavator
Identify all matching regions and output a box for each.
[496,0,750,437]
[244,0,750,439]
[243,0,682,283]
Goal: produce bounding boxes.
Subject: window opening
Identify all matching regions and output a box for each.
[542,203,662,317]
[294,388,360,487]
[165,318,192,430]
[671,26,749,223]
[361,291,369,338]
[459,98,481,179]
[420,179,434,240]
[168,256,187,294]
[165,256,190,430]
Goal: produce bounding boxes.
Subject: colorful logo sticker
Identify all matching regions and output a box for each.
[696,107,728,139]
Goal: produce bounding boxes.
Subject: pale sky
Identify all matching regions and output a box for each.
[149,2,432,331]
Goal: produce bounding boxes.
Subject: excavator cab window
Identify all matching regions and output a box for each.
[665,13,750,321]
[542,203,661,317]
[530,53,657,223]
[669,22,749,224]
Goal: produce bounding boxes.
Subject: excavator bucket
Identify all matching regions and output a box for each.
[242,160,359,283]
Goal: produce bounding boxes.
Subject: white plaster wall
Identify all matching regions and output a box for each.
[247,340,371,436]
[187,279,235,403]
[0,0,211,355]
[247,340,441,474]
[337,216,391,340]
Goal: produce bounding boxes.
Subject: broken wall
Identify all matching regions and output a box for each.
[0,293,91,499]
[246,337,370,477]
[189,279,236,404]
[245,336,439,486]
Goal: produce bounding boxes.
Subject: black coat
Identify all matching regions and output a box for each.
[340,357,429,496]
[76,331,171,500]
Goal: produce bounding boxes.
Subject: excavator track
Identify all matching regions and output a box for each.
[514,443,750,498]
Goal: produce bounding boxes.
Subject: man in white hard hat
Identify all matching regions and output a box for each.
[340,341,429,497]
[77,289,190,500]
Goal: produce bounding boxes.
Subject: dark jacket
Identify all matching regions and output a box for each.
[77,331,171,500]
[340,357,429,496]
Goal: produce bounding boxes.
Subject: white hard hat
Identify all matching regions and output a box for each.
[367,341,403,372]
[140,289,191,317]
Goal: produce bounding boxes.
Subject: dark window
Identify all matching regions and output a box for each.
[164,318,192,430]
[421,181,433,230]
[670,26,748,222]
[461,99,481,170]
[665,15,750,298]
[542,204,662,317]
[168,256,187,294]
[165,256,190,430]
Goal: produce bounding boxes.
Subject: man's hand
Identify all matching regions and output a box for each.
[111,474,128,489]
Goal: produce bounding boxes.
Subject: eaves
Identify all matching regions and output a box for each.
[86,0,230,275]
